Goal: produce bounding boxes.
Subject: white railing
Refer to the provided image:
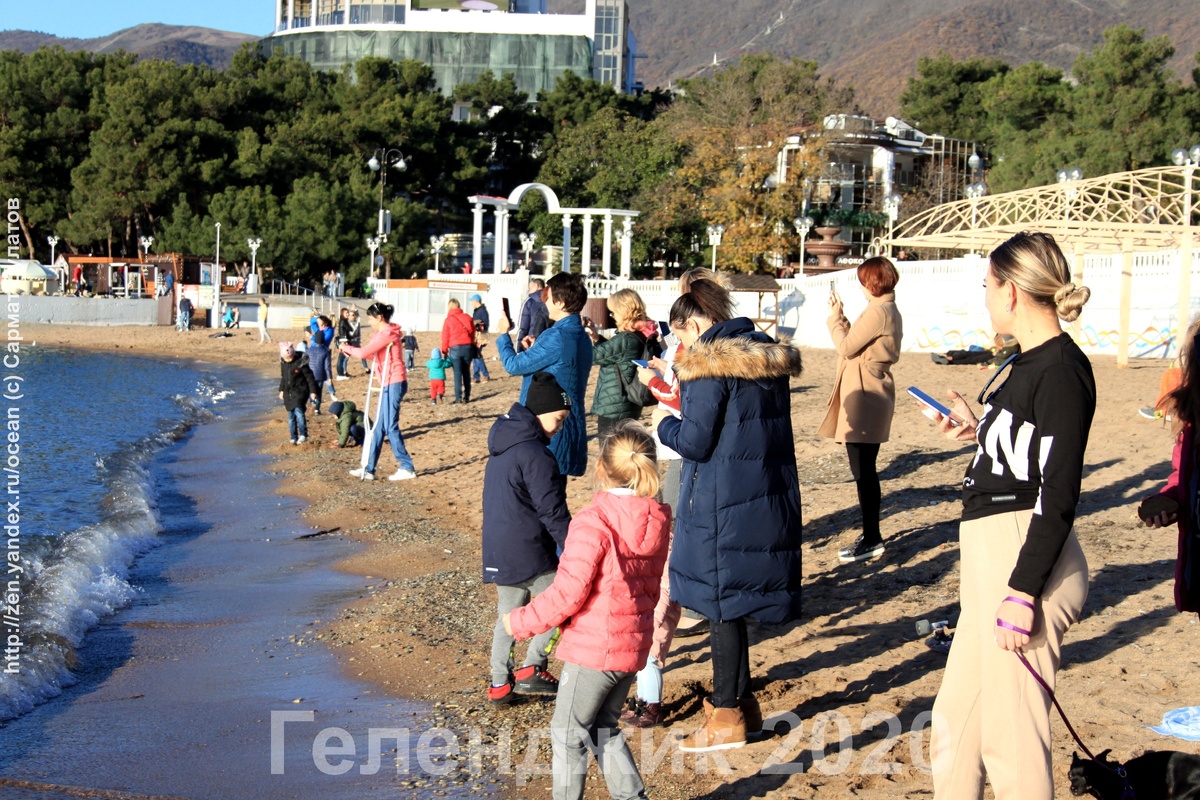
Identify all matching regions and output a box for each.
[267,279,346,315]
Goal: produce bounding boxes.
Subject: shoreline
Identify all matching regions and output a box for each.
[22,323,1199,799]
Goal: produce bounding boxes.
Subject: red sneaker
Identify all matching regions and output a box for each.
[488,682,516,704]
[513,665,559,695]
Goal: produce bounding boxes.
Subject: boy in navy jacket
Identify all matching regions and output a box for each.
[482,372,572,703]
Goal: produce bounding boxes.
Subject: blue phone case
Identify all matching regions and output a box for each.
[632,359,650,368]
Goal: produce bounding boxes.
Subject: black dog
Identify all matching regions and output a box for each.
[1069,749,1200,799]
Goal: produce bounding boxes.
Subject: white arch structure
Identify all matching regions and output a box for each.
[468,183,639,277]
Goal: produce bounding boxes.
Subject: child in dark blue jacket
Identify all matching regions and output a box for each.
[482,371,573,704]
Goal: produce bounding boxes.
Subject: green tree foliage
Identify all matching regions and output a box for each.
[653,54,851,272]
[899,54,1010,145]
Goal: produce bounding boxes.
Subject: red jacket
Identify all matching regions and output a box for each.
[1153,425,1200,613]
[508,490,671,673]
[340,323,405,386]
[441,308,476,354]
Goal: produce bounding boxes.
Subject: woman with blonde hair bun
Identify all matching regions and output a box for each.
[927,231,1094,800]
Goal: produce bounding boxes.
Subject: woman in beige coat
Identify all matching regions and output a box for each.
[818,256,903,563]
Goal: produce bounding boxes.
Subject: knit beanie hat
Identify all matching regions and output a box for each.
[524,371,571,415]
[328,401,345,417]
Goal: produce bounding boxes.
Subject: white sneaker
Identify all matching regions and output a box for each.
[297,435,307,443]
[289,438,297,445]
[388,468,417,481]
[349,468,376,480]
[335,376,349,381]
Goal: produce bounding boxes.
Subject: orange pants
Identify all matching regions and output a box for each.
[931,510,1088,800]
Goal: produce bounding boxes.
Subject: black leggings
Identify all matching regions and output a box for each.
[846,442,882,544]
[710,617,751,708]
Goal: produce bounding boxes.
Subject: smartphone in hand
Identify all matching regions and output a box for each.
[501,297,513,329]
[632,359,650,369]
[907,386,961,426]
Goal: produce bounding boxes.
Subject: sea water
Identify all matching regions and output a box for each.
[0,346,464,799]
[1,347,221,721]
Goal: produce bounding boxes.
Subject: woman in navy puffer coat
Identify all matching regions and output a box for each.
[656,283,803,752]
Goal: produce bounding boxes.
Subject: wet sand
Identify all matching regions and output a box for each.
[19,321,1200,799]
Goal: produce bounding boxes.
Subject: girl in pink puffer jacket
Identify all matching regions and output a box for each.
[505,421,670,800]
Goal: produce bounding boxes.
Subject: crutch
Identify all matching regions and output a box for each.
[358,343,392,479]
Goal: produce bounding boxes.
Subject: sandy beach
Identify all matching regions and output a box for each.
[24,320,1199,799]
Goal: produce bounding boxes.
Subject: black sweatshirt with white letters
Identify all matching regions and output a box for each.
[961,332,1096,596]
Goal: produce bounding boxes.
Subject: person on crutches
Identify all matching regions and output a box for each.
[339,302,416,481]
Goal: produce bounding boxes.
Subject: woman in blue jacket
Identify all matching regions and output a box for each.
[655,279,804,753]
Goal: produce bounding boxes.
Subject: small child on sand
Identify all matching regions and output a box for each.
[483,372,574,703]
[426,348,451,405]
[403,329,420,370]
[278,342,317,445]
[505,421,670,800]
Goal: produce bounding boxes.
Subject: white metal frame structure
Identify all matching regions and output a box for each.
[889,163,1200,365]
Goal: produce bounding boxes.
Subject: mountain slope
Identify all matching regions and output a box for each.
[0,23,258,69]
[629,0,1200,116]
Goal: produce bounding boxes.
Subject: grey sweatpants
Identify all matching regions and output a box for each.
[491,572,557,686]
[551,662,647,800]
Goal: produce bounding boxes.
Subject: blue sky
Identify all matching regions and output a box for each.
[3,1,269,38]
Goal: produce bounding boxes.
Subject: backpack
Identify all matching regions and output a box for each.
[618,331,663,408]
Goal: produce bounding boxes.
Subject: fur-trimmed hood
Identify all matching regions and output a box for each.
[673,318,803,382]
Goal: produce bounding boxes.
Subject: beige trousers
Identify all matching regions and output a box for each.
[931,509,1088,800]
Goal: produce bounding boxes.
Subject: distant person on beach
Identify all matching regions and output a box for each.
[504,422,669,799]
[426,348,451,405]
[177,296,193,331]
[335,308,353,379]
[307,315,338,415]
[278,342,318,445]
[327,400,365,449]
[516,278,549,353]
[926,231,1094,800]
[1139,316,1200,614]
[340,302,415,482]
[496,272,593,477]
[584,288,659,440]
[470,294,491,383]
[403,329,419,370]
[258,299,272,344]
[818,256,902,564]
[441,299,476,404]
[654,280,804,752]
[347,310,366,372]
[483,372,574,704]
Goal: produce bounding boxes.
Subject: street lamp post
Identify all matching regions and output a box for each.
[1172,145,1200,354]
[247,237,262,293]
[882,194,901,257]
[47,235,59,266]
[429,234,447,272]
[139,236,153,258]
[706,223,725,270]
[518,232,537,268]
[366,236,382,279]
[212,222,221,328]
[368,148,406,279]
[792,215,813,276]
[965,182,988,253]
[1056,166,1084,222]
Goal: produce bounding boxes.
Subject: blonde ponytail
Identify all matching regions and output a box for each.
[599,421,660,498]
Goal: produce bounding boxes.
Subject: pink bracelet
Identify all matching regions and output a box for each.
[1004,595,1035,610]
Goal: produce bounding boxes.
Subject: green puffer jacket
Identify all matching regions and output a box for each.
[590,331,644,420]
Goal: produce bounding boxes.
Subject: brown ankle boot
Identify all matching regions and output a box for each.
[679,705,746,752]
[625,702,663,728]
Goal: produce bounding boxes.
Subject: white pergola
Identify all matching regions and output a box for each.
[468,183,639,277]
[889,162,1200,366]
